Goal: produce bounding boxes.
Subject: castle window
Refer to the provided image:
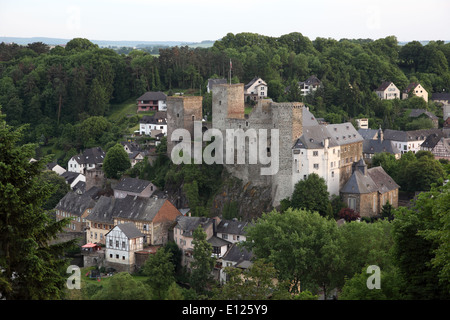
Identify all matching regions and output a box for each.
[177,113,179,118]
[313,163,319,169]
[313,151,318,156]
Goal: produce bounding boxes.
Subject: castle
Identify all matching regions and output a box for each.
[166,83,365,208]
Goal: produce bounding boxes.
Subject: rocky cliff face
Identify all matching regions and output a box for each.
[210,173,274,221]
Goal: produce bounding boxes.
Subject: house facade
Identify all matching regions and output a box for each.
[402,83,428,102]
[298,75,322,96]
[420,132,450,159]
[383,128,442,155]
[292,126,341,196]
[244,77,267,101]
[55,191,96,233]
[139,112,167,136]
[362,128,401,161]
[375,81,400,100]
[113,177,156,199]
[105,222,144,272]
[137,91,167,112]
[340,160,399,218]
[68,147,105,174]
[215,219,250,244]
[85,196,115,245]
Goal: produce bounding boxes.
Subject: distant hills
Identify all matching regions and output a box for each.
[0,37,216,48]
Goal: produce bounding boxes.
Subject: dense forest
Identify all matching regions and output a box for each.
[0,33,449,163]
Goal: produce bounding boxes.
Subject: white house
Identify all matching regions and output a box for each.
[299,75,322,96]
[376,81,400,100]
[46,162,66,175]
[215,219,250,244]
[383,128,442,155]
[139,112,167,136]
[244,77,267,101]
[292,126,341,196]
[402,83,428,102]
[137,92,167,112]
[105,222,144,271]
[68,147,105,174]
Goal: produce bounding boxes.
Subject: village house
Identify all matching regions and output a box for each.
[408,109,438,128]
[244,76,267,101]
[383,128,442,155]
[61,171,86,190]
[361,128,401,161]
[105,222,145,272]
[55,191,97,233]
[402,83,428,102]
[215,219,251,244]
[356,118,369,130]
[173,216,217,268]
[340,159,399,218]
[219,243,254,284]
[298,75,322,96]
[139,112,167,136]
[420,131,450,159]
[121,141,148,167]
[375,81,400,100]
[46,162,66,175]
[136,91,167,112]
[85,196,115,245]
[113,176,156,199]
[431,92,450,105]
[112,195,181,246]
[68,147,105,174]
[292,125,341,196]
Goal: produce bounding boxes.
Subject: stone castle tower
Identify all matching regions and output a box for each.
[166,95,203,157]
[211,83,304,206]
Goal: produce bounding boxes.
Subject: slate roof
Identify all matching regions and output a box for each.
[302,107,319,126]
[140,112,167,125]
[115,222,144,239]
[222,243,254,263]
[358,128,379,140]
[137,91,167,102]
[408,109,438,120]
[244,77,266,90]
[421,132,445,149]
[341,160,399,195]
[55,191,96,216]
[61,171,82,185]
[216,219,251,236]
[299,75,321,87]
[72,147,105,165]
[208,236,231,248]
[293,125,338,149]
[384,129,442,142]
[114,177,152,194]
[112,196,167,222]
[431,92,450,102]
[174,216,214,237]
[324,123,363,146]
[363,139,400,155]
[85,196,116,223]
[376,81,394,92]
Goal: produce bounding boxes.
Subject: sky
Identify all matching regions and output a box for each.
[1,0,449,43]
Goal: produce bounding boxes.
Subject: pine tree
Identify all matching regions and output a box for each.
[0,111,75,299]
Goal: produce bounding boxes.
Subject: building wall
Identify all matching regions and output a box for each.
[338,141,363,189]
[105,228,143,266]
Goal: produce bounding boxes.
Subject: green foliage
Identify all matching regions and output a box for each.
[141,247,176,299]
[190,226,215,295]
[102,143,131,179]
[90,272,152,300]
[0,113,75,299]
[289,173,330,217]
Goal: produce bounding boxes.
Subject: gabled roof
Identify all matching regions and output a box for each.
[112,196,166,222]
[244,76,266,90]
[341,162,399,195]
[325,122,363,146]
[358,128,379,140]
[55,191,96,216]
[299,75,321,86]
[86,196,115,223]
[115,222,144,239]
[293,125,338,149]
[137,91,167,101]
[421,132,445,149]
[222,243,254,263]
[302,107,319,126]
[403,82,420,93]
[431,92,450,102]
[71,147,105,165]
[208,236,231,248]
[408,109,438,120]
[363,139,400,155]
[376,81,395,92]
[216,219,251,236]
[114,177,152,194]
[140,112,167,125]
[174,216,214,237]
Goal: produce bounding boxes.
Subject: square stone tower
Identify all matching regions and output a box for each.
[166,95,203,157]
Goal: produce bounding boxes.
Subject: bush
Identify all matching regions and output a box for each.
[339,207,360,222]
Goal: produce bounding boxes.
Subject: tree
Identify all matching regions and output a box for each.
[212,259,291,300]
[141,247,176,299]
[90,272,152,300]
[0,112,75,299]
[289,173,330,217]
[40,170,70,210]
[102,143,131,179]
[190,226,215,295]
[244,208,342,297]
[391,184,450,299]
